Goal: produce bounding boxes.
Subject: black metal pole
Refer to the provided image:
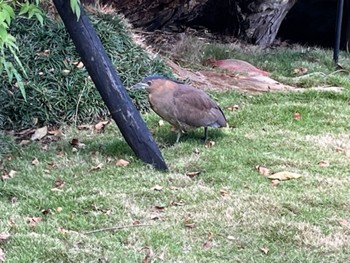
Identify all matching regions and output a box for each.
[334,0,344,64]
[52,0,168,170]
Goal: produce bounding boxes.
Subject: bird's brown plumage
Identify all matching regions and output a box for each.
[135,76,227,143]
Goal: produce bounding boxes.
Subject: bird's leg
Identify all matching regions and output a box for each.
[175,130,182,143]
[202,127,208,142]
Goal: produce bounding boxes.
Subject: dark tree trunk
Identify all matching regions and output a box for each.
[52,0,168,170]
[235,0,298,46]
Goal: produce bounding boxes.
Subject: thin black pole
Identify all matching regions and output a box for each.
[334,0,344,64]
[52,0,168,170]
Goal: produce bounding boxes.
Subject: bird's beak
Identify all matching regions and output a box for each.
[130,82,149,90]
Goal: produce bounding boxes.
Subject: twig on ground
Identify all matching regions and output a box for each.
[85,224,152,234]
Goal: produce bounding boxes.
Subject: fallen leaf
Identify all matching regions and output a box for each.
[0,233,10,245]
[227,235,235,240]
[76,61,84,69]
[150,215,160,220]
[205,140,215,148]
[157,251,165,261]
[170,200,185,206]
[152,185,163,191]
[185,171,200,178]
[267,171,302,181]
[77,124,93,130]
[271,180,280,188]
[94,120,110,133]
[219,188,229,197]
[158,119,165,126]
[1,170,17,180]
[61,69,70,76]
[202,240,213,250]
[70,138,86,148]
[185,223,196,228]
[141,247,155,263]
[318,160,330,167]
[338,219,350,227]
[26,216,42,227]
[47,161,57,167]
[31,157,40,166]
[260,246,269,255]
[227,104,240,111]
[293,67,308,75]
[169,185,178,190]
[256,165,270,175]
[31,126,48,141]
[56,207,63,212]
[44,169,51,174]
[90,163,104,171]
[0,248,4,262]
[54,178,65,189]
[10,197,17,204]
[48,129,62,137]
[116,159,130,167]
[154,205,166,211]
[193,148,200,154]
[132,220,141,225]
[41,208,53,215]
[293,112,301,120]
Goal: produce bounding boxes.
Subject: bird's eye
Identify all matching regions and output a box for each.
[147,81,152,85]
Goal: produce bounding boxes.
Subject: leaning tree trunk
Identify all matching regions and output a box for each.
[235,0,298,46]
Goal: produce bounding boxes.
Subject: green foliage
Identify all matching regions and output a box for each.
[0,12,171,129]
[0,1,45,100]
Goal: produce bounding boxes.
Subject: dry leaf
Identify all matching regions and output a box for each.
[271,179,280,188]
[202,240,213,250]
[158,119,165,126]
[10,197,17,204]
[0,248,5,262]
[48,129,62,137]
[267,171,302,181]
[56,207,63,212]
[44,169,51,174]
[70,138,86,148]
[47,161,57,167]
[227,104,240,111]
[185,223,196,228]
[0,233,10,245]
[170,200,185,206]
[260,246,269,254]
[193,148,200,154]
[1,170,17,180]
[76,61,84,69]
[293,67,308,75]
[185,171,200,178]
[157,251,165,261]
[94,120,110,133]
[54,178,65,189]
[318,160,330,167]
[31,127,48,141]
[19,139,31,146]
[227,235,235,240]
[152,185,163,191]
[61,69,70,75]
[220,188,229,197]
[90,163,104,171]
[154,205,166,211]
[205,140,215,148]
[256,165,270,175]
[293,112,301,120]
[31,157,40,166]
[338,219,350,227]
[26,216,42,227]
[77,124,93,130]
[116,159,130,167]
[169,185,178,190]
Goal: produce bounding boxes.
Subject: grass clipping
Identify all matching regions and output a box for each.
[0,11,171,130]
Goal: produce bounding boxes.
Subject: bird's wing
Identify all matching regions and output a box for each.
[173,85,226,128]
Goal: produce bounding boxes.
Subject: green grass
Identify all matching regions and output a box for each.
[2,88,350,262]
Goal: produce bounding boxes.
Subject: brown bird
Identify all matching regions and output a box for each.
[132,75,227,143]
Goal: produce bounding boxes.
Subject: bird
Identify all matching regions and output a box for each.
[132,75,227,143]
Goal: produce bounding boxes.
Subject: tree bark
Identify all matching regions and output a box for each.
[52,0,168,170]
[236,0,298,46]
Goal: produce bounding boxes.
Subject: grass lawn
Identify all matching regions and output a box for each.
[2,41,350,262]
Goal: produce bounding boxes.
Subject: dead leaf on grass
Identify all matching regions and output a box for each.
[151,185,163,191]
[54,178,65,189]
[185,223,196,228]
[202,240,213,250]
[30,126,48,141]
[169,185,178,190]
[318,160,330,167]
[260,246,269,254]
[48,129,62,137]
[1,170,17,180]
[256,165,270,175]
[141,246,155,263]
[19,139,31,146]
[47,161,57,167]
[0,233,10,245]
[31,157,40,166]
[70,138,86,148]
[185,171,200,178]
[227,235,235,240]
[116,159,130,167]
[26,216,42,227]
[267,171,302,181]
[154,205,166,212]
[170,200,185,206]
[293,112,301,120]
[271,180,280,188]
[293,67,308,75]
[90,163,104,171]
[205,140,215,148]
[158,119,165,126]
[227,104,240,111]
[94,120,110,133]
[219,188,229,197]
[56,207,63,212]
[338,219,350,227]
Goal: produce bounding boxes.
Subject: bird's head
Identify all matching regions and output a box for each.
[131,75,169,91]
